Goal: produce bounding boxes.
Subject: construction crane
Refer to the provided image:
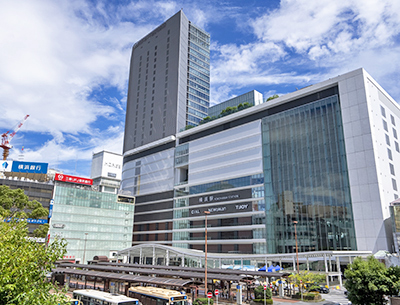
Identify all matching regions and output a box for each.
[1,115,30,160]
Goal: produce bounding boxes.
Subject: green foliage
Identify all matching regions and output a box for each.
[0,185,48,219]
[193,298,214,305]
[288,271,325,291]
[254,285,272,299]
[266,94,279,101]
[0,185,49,241]
[301,292,322,300]
[0,220,69,304]
[184,125,195,130]
[253,298,273,304]
[344,256,400,305]
[33,223,49,238]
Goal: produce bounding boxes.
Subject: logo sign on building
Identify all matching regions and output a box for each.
[48,199,54,218]
[11,161,48,174]
[1,161,12,172]
[52,223,65,229]
[189,202,252,217]
[55,173,93,185]
[189,189,252,206]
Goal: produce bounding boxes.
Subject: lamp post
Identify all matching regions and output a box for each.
[293,221,299,273]
[83,233,88,264]
[293,221,302,300]
[204,211,210,296]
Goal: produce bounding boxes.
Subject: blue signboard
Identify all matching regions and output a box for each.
[27,218,48,224]
[49,200,54,218]
[11,161,48,174]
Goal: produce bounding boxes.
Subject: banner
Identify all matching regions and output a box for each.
[55,173,93,185]
[10,161,48,174]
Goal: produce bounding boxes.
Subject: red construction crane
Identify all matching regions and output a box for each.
[1,115,30,160]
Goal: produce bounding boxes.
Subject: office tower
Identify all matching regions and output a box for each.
[122,68,400,254]
[123,10,210,153]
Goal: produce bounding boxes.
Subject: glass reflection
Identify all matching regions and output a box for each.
[262,95,356,253]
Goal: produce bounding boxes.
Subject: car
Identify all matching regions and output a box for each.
[309,286,329,294]
[323,302,341,305]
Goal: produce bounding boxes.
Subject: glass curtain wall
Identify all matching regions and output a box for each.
[262,95,356,253]
[186,24,210,126]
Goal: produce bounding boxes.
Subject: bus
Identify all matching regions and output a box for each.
[128,286,188,305]
[72,289,139,305]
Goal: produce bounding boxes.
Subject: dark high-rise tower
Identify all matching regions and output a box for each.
[123,10,210,153]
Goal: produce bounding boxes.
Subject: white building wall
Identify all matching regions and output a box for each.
[340,68,400,252]
[188,120,263,185]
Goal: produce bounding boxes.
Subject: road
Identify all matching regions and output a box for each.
[272,288,349,305]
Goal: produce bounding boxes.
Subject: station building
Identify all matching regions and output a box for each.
[122,68,400,255]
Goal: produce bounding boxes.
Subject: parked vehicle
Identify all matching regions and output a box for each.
[309,286,329,294]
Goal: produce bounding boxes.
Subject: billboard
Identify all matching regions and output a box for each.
[11,161,48,174]
[55,173,93,185]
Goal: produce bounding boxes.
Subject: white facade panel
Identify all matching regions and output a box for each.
[121,148,175,196]
[188,121,263,186]
[340,69,400,252]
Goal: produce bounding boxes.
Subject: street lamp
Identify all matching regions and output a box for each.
[83,233,88,264]
[204,211,210,296]
[293,221,299,273]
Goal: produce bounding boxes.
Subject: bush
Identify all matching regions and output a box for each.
[254,285,272,299]
[252,298,273,304]
[293,292,321,300]
[193,298,214,305]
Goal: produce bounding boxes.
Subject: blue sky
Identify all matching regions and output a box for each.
[1,0,400,177]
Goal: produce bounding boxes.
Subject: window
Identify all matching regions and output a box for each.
[383,120,388,132]
[390,163,396,176]
[396,142,400,152]
[388,148,393,160]
[393,178,398,191]
[391,115,396,126]
[394,128,398,139]
[381,105,386,117]
[386,134,391,146]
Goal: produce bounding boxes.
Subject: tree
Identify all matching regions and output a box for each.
[288,271,325,292]
[266,94,279,101]
[344,256,400,305]
[0,185,49,239]
[0,220,69,304]
[254,285,272,299]
[0,185,48,219]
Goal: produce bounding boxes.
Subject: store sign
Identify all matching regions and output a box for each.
[107,172,117,178]
[104,162,121,169]
[52,223,65,229]
[55,173,93,185]
[189,202,252,217]
[189,189,252,206]
[11,161,48,174]
[27,218,48,224]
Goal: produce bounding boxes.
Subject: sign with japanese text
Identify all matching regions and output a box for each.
[10,161,48,174]
[55,173,93,185]
[189,202,252,217]
[189,189,252,206]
